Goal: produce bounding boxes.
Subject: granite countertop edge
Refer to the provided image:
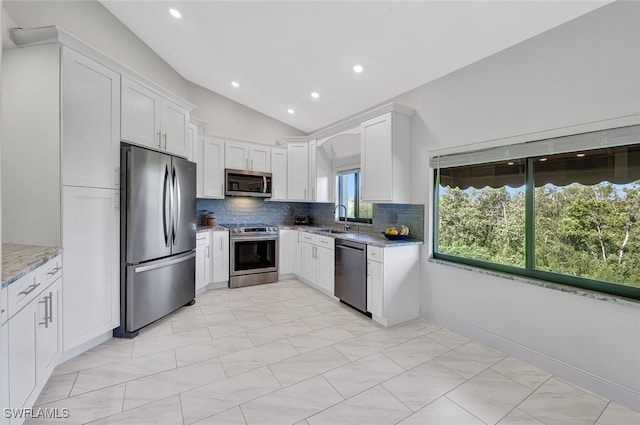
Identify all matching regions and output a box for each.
[2,244,63,289]
[197,225,229,233]
[284,226,424,248]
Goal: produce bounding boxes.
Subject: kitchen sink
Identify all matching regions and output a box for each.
[316,228,348,234]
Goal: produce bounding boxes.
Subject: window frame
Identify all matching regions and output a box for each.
[433,156,640,301]
[336,169,373,224]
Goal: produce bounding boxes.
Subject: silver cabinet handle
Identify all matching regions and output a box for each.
[114,192,120,211]
[206,246,210,258]
[115,167,120,188]
[304,189,307,200]
[163,133,168,149]
[46,266,61,276]
[157,131,162,148]
[49,292,54,324]
[38,294,51,328]
[19,282,41,297]
[220,237,223,251]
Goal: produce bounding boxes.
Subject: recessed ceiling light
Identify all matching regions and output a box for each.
[507,161,515,166]
[310,92,320,99]
[169,8,182,19]
[539,157,548,162]
[287,108,295,114]
[231,81,240,88]
[576,153,586,157]
[353,64,364,73]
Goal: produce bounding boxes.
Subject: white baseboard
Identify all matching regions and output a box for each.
[424,311,640,412]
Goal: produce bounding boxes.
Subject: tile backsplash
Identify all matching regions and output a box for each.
[196,198,424,241]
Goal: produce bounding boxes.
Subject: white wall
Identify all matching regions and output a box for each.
[393,1,640,409]
[187,81,304,144]
[2,0,303,142]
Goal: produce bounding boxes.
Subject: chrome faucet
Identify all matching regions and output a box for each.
[334,204,350,231]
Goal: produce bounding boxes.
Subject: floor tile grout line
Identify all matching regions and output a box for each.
[442,394,493,425]
[593,400,612,425]
[376,379,420,418]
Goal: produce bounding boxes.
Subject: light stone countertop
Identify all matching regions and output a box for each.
[287,226,423,248]
[197,225,229,233]
[2,243,63,288]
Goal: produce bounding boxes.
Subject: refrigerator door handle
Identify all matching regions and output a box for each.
[163,164,171,247]
[172,165,181,245]
[133,251,196,273]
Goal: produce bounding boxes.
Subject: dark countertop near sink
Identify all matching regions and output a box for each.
[2,243,63,289]
[284,226,423,248]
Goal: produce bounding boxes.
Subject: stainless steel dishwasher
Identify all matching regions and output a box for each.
[334,239,368,314]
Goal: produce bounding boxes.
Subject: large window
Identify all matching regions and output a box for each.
[337,171,372,224]
[434,127,640,300]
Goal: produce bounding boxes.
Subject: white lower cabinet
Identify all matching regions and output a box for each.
[293,231,303,276]
[3,256,63,425]
[195,232,211,291]
[211,230,230,285]
[366,244,420,326]
[278,229,295,276]
[298,234,335,296]
[62,186,119,352]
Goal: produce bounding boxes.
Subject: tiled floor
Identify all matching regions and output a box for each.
[28,279,639,425]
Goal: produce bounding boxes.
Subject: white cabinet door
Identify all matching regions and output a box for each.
[212,231,230,284]
[293,231,303,276]
[187,123,197,162]
[278,229,294,275]
[287,143,309,201]
[361,114,393,202]
[368,260,383,317]
[300,242,316,284]
[161,100,189,157]
[62,186,119,352]
[35,278,61,385]
[315,246,335,295]
[196,233,211,291]
[8,301,37,412]
[62,48,121,190]
[308,140,317,201]
[271,148,287,201]
[202,137,225,199]
[225,141,250,170]
[249,145,271,172]
[121,77,161,150]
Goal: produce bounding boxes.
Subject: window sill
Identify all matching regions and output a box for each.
[428,257,640,310]
[334,220,373,228]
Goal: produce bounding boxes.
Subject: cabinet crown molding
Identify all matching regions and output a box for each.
[276,102,415,146]
[9,26,196,111]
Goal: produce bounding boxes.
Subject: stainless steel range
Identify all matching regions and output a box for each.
[226,224,279,288]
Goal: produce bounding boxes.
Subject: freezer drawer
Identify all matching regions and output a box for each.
[125,251,195,332]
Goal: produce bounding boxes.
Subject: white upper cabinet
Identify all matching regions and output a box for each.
[187,123,197,163]
[121,77,189,158]
[121,77,161,149]
[225,140,271,172]
[224,140,250,170]
[62,48,120,190]
[271,148,288,201]
[360,112,411,203]
[202,137,225,199]
[308,140,317,201]
[287,142,309,201]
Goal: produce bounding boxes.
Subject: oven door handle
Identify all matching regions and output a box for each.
[231,235,278,241]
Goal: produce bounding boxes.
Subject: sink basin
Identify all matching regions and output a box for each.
[316,228,348,234]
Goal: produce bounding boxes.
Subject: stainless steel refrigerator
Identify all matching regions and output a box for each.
[114,144,196,338]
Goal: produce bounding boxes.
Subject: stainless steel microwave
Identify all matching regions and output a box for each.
[225,169,272,198]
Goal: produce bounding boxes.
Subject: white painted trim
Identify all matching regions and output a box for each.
[424,311,640,411]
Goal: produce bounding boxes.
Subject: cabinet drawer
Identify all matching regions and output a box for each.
[196,232,210,245]
[314,235,334,249]
[367,246,384,262]
[8,270,41,316]
[301,233,314,243]
[38,256,63,290]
